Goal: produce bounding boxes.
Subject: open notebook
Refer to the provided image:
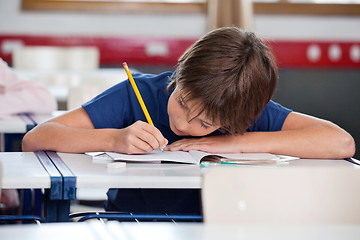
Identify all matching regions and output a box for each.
[101,150,297,165]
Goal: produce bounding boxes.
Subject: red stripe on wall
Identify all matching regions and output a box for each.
[268,41,360,69]
[1,35,359,68]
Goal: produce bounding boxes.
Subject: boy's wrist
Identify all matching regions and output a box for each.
[107,128,130,153]
[233,132,273,153]
[232,133,249,152]
[102,129,119,152]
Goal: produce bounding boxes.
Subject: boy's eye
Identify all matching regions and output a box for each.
[201,122,210,129]
[178,97,186,108]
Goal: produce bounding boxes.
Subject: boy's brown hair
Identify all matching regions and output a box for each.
[168,26,278,134]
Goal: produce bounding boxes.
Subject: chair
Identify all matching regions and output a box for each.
[13,46,100,110]
[12,46,127,111]
[69,211,203,223]
[0,162,2,201]
[66,72,122,110]
[202,166,360,224]
[13,46,99,71]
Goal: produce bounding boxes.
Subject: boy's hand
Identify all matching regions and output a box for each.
[113,120,168,154]
[165,135,243,153]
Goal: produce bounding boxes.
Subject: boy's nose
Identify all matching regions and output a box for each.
[176,119,189,133]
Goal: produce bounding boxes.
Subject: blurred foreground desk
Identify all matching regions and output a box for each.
[1,221,360,240]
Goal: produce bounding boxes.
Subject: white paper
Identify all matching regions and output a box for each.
[106,150,286,165]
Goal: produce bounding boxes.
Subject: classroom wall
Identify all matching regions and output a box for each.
[273,69,360,159]
[1,0,360,40]
[0,0,359,158]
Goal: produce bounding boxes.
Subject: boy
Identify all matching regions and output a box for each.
[22,27,355,214]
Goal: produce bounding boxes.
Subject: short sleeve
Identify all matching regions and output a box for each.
[248,100,292,132]
[82,81,134,129]
[82,71,173,130]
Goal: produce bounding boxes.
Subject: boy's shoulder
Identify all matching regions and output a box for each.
[248,100,292,132]
[265,100,292,116]
[132,71,173,93]
[132,71,173,81]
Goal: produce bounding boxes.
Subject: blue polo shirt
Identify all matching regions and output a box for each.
[83,71,291,142]
[82,71,292,214]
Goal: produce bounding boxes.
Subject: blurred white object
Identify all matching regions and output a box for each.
[12,46,129,110]
[13,46,99,71]
[66,69,128,110]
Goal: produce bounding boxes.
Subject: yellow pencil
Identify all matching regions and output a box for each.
[123,62,154,126]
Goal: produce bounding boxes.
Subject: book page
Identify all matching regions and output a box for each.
[105,150,286,165]
[106,149,197,164]
[189,151,280,163]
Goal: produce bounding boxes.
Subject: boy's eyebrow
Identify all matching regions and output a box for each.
[202,120,215,126]
[179,91,216,127]
[178,95,188,107]
[188,109,215,126]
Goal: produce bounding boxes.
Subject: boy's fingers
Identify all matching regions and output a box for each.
[132,137,155,153]
[137,130,162,151]
[140,122,168,150]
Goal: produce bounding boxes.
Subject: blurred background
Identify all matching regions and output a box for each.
[0,0,359,158]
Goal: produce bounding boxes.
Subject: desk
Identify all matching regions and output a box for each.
[27,111,66,127]
[55,152,357,189]
[57,152,203,189]
[0,151,70,222]
[0,114,34,133]
[2,151,357,223]
[45,152,358,221]
[0,152,50,189]
[0,114,35,151]
[0,221,360,240]
[0,111,64,151]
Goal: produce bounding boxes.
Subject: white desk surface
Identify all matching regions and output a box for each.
[0,115,28,133]
[58,152,204,189]
[1,221,360,240]
[0,152,51,189]
[57,152,356,189]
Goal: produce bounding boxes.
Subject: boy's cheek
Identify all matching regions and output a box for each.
[187,127,217,137]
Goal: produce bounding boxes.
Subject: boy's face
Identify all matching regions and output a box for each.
[167,87,220,136]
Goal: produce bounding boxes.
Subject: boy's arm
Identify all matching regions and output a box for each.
[166,112,355,159]
[22,107,167,154]
[271,111,355,158]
